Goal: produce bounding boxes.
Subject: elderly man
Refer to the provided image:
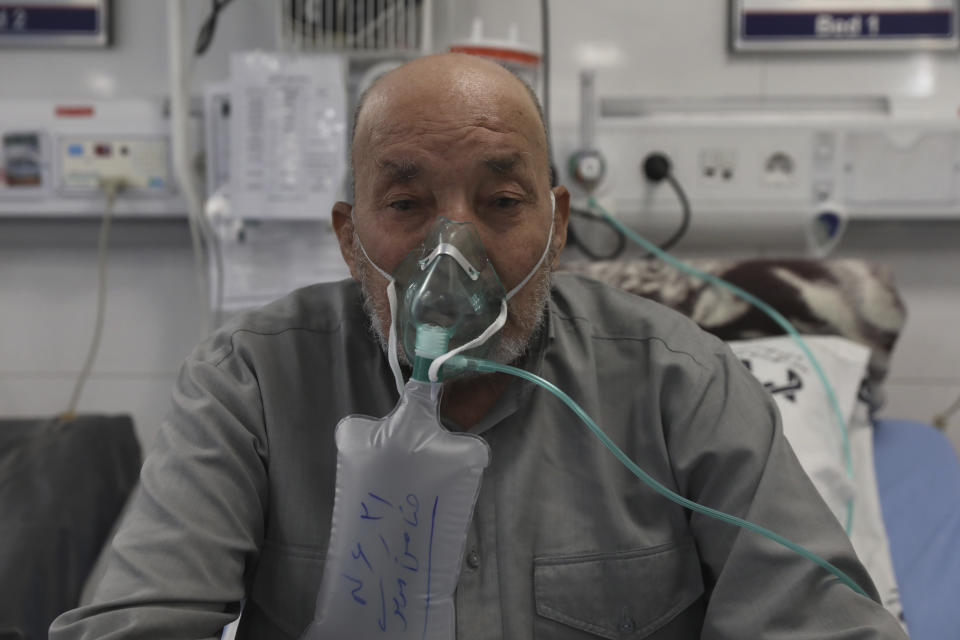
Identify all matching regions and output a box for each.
[52,54,906,639]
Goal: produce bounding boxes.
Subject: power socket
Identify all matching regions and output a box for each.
[58,136,171,194]
[762,151,797,185]
[699,148,737,183]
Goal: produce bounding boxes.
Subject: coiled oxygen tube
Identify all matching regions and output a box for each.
[585,196,855,536]
[443,354,869,598]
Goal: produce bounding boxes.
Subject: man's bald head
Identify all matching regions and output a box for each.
[349,53,551,195]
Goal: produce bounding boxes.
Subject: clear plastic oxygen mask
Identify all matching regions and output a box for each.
[395,218,507,379]
[359,192,555,390]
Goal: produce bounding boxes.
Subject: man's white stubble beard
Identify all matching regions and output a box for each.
[353,232,554,371]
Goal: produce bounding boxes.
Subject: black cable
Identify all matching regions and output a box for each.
[568,206,626,260]
[571,171,691,260]
[195,0,237,57]
[638,152,692,255]
[658,173,691,253]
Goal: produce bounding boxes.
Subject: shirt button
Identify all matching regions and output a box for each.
[466,549,480,570]
[618,615,636,634]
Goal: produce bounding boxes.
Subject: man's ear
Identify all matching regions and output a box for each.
[331,201,360,280]
[549,186,570,270]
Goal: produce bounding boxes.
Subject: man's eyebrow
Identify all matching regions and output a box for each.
[376,158,420,183]
[483,153,530,175]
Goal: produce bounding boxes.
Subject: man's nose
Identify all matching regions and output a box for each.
[435,196,478,225]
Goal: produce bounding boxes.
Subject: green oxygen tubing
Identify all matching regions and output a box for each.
[443,354,869,598]
[585,196,855,536]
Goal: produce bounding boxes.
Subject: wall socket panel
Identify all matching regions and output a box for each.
[555,118,960,221]
[58,136,171,194]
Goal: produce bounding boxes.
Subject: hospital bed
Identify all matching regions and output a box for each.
[873,417,960,640]
[563,257,960,639]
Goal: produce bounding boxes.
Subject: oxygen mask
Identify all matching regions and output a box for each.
[393,218,506,370]
[357,192,555,389]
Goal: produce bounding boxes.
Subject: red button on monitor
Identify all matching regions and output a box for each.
[94,144,112,157]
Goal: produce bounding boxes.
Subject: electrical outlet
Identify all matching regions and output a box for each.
[762,151,797,185]
[700,148,737,183]
[58,136,171,193]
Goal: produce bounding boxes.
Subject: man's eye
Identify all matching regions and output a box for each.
[492,197,521,209]
[389,200,414,211]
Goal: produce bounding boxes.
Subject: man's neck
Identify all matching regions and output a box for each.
[440,372,511,430]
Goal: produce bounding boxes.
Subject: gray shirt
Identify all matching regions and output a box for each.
[51,274,906,639]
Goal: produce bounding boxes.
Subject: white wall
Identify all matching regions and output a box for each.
[0,0,276,100]
[0,0,275,447]
[0,220,200,446]
[1,0,958,451]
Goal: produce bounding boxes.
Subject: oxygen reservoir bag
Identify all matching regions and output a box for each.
[299,379,490,639]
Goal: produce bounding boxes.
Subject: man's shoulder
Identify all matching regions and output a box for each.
[550,272,726,363]
[232,278,361,333]
[191,278,365,364]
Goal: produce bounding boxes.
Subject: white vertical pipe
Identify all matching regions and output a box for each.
[368,0,375,49]
[291,0,299,50]
[420,0,432,53]
[387,0,395,50]
[346,0,354,48]
[167,0,210,336]
[580,69,596,150]
[325,0,333,49]
[276,0,287,51]
[407,0,415,50]
[365,0,372,48]
[377,0,385,49]
[357,0,363,49]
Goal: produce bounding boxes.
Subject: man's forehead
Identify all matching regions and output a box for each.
[363,98,535,142]
[350,55,551,190]
[358,98,543,171]
[355,63,545,146]
[371,151,534,179]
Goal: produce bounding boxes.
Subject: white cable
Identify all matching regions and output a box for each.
[386,280,405,397]
[212,231,225,327]
[207,211,226,328]
[505,193,555,301]
[184,2,226,329]
[168,0,212,336]
[63,178,126,420]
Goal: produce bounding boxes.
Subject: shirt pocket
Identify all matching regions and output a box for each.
[533,537,704,639]
[247,539,325,639]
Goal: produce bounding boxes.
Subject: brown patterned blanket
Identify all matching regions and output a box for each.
[560,259,907,410]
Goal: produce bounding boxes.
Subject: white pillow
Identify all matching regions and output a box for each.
[727,336,903,624]
[848,398,905,627]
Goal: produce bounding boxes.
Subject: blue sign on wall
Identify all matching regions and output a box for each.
[732,1,960,51]
[0,2,109,47]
